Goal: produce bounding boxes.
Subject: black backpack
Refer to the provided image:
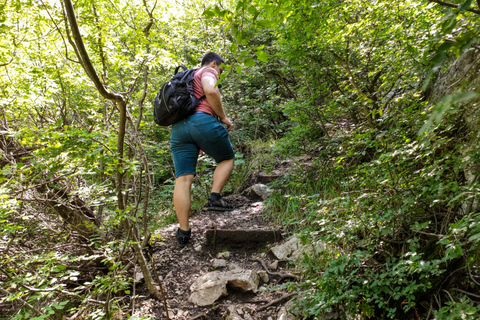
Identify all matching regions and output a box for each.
[153,65,205,126]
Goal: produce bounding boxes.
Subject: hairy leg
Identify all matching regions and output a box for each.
[173,174,194,231]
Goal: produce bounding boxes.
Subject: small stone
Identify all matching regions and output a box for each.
[207,222,216,229]
[244,313,254,320]
[217,251,231,259]
[226,305,243,320]
[269,260,279,270]
[194,244,202,252]
[228,263,242,270]
[258,270,269,283]
[237,308,244,315]
[268,317,273,320]
[212,259,227,268]
[135,271,144,282]
[166,271,173,279]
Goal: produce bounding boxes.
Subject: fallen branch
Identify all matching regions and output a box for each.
[189,313,207,320]
[451,287,480,299]
[0,287,43,316]
[256,292,297,312]
[149,253,169,320]
[252,257,299,280]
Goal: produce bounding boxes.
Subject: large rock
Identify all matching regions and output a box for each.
[189,269,260,306]
[270,236,326,261]
[242,184,273,201]
[225,269,260,292]
[189,272,228,306]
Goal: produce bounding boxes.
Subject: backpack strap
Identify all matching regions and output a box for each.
[174,65,187,75]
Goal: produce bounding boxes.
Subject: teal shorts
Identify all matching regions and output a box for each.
[170,113,235,178]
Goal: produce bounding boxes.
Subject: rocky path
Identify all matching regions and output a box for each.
[132,183,300,320]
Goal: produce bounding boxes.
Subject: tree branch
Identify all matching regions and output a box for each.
[429,0,480,14]
[62,0,123,103]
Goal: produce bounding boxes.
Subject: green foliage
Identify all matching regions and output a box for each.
[2,0,480,318]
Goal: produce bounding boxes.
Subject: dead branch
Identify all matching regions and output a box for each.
[149,253,169,319]
[252,257,300,280]
[256,292,297,312]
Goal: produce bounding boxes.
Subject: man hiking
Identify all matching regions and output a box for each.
[170,52,235,247]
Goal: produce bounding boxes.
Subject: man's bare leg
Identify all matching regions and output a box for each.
[211,158,235,194]
[173,174,194,231]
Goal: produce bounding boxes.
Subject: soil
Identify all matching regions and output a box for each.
[133,168,298,320]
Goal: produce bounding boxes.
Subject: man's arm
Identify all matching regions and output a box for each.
[201,76,233,131]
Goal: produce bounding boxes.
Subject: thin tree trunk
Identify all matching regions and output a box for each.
[62,0,161,301]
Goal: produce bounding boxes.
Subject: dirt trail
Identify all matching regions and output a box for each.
[134,185,296,320]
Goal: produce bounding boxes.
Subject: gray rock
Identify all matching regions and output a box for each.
[212,259,227,268]
[270,236,326,261]
[228,263,242,270]
[269,260,279,270]
[226,305,243,320]
[244,312,254,320]
[217,251,231,259]
[226,269,260,292]
[189,269,260,306]
[258,270,269,283]
[278,300,297,320]
[242,183,273,201]
[278,305,297,320]
[134,271,144,282]
[189,272,228,306]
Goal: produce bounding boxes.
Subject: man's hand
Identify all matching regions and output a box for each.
[220,117,233,131]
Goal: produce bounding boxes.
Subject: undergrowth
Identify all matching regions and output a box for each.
[262,112,480,319]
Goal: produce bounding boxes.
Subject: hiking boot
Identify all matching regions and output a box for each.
[176,228,191,248]
[204,197,234,211]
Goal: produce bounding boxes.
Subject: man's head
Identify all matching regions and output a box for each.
[201,52,225,74]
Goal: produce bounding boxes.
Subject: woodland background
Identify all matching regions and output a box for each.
[1,0,480,319]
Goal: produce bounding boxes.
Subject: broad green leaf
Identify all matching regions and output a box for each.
[459,0,473,11]
[255,51,268,62]
[244,57,255,66]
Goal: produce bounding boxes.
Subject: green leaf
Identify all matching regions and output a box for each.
[451,91,477,104]
[235,65,242,75]
[459,0,473,11]
[257,20,274,28]
[213,5,222,16]
[244,57,255,67]
[255,51,268,62]
[441,14,457,33]
[202,9,215,18]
